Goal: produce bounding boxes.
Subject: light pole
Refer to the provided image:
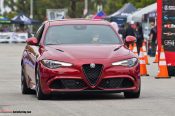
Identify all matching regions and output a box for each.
[30,0,33,33]
[30,0,33,19]
[84,0,88,16]
[0,0,4,15]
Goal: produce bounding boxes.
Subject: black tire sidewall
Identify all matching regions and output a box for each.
[36,66,50,100]
[21,65,30,94]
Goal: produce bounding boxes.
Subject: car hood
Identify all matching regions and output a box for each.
[44,44,130,59]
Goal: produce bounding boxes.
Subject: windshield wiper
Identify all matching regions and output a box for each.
[46,43,60,45]
[114,45,122,51]
[46,44,56,45]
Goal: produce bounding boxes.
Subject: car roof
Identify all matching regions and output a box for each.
[47,19,111,26]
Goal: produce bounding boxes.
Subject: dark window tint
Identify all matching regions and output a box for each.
[45,25,121,45]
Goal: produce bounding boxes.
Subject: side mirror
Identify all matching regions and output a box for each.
[26,37,38,45]
[125,36,136,44]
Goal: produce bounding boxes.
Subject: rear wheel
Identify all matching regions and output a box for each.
[124,86,140,98]
[21,66,34,94]
[35,67,50,100]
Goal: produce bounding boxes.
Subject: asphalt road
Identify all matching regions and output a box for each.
[0,43,175,116]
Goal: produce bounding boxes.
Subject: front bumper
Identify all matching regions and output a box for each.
[39,62,140,94]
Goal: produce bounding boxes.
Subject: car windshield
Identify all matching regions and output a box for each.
[45,24,121,45]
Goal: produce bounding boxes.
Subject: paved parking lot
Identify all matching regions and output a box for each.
[0,43,175,116]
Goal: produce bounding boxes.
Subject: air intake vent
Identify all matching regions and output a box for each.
[82,64,103,86]
[49,79,86,89]
[99,78,134,89]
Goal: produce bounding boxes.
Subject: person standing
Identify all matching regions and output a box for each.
[111,22,124,39]
[124,21,135,38]
[124,21,136,49]
[149,22,157,57]
[135,22,144,55]
[110,22,119,33]
[118,24,126,40]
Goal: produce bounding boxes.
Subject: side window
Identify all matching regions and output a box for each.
[35,24,45,44]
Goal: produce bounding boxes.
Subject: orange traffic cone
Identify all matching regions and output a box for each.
[132,43,138,56]
[139,47,149,76]
[142,42,149,65]
[153,46,159,63]
[155,46,170,79]
[129,44,133,51]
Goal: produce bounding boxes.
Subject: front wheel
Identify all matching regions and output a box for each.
[21,66,34,94]
[168,66,175,76]
[35,67,50,100]
[124,87,140,98]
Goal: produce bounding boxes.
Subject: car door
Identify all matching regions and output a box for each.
[25,24,45,87]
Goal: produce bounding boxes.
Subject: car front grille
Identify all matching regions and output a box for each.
[49,79,86,89]
[99,78,134,89]
[82,64,103,86]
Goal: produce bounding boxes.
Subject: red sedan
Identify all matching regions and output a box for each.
[21,19,140,100]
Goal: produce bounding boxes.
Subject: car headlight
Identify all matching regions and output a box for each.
[112,58,138,67]
[41,60,72,69]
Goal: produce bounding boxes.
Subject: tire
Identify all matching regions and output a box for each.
[35,67,50,100]
[168,66,175,76]
[124,86,140,98]
[21,66,35,94]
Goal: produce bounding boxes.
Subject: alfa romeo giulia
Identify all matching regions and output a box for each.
[21,19,140,100]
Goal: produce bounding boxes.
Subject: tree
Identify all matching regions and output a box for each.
[4,0,156,20]
[4,0,30,15]
[70,0,77,18]
[104,0,156,15]
[4,0,30,19]
[4,0,86,20]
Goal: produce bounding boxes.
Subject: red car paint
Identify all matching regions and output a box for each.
[21,19,140,99]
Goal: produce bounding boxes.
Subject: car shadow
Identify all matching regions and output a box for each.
[49,93,125,101]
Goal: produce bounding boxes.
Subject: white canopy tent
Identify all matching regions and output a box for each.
[127,3,157,22]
